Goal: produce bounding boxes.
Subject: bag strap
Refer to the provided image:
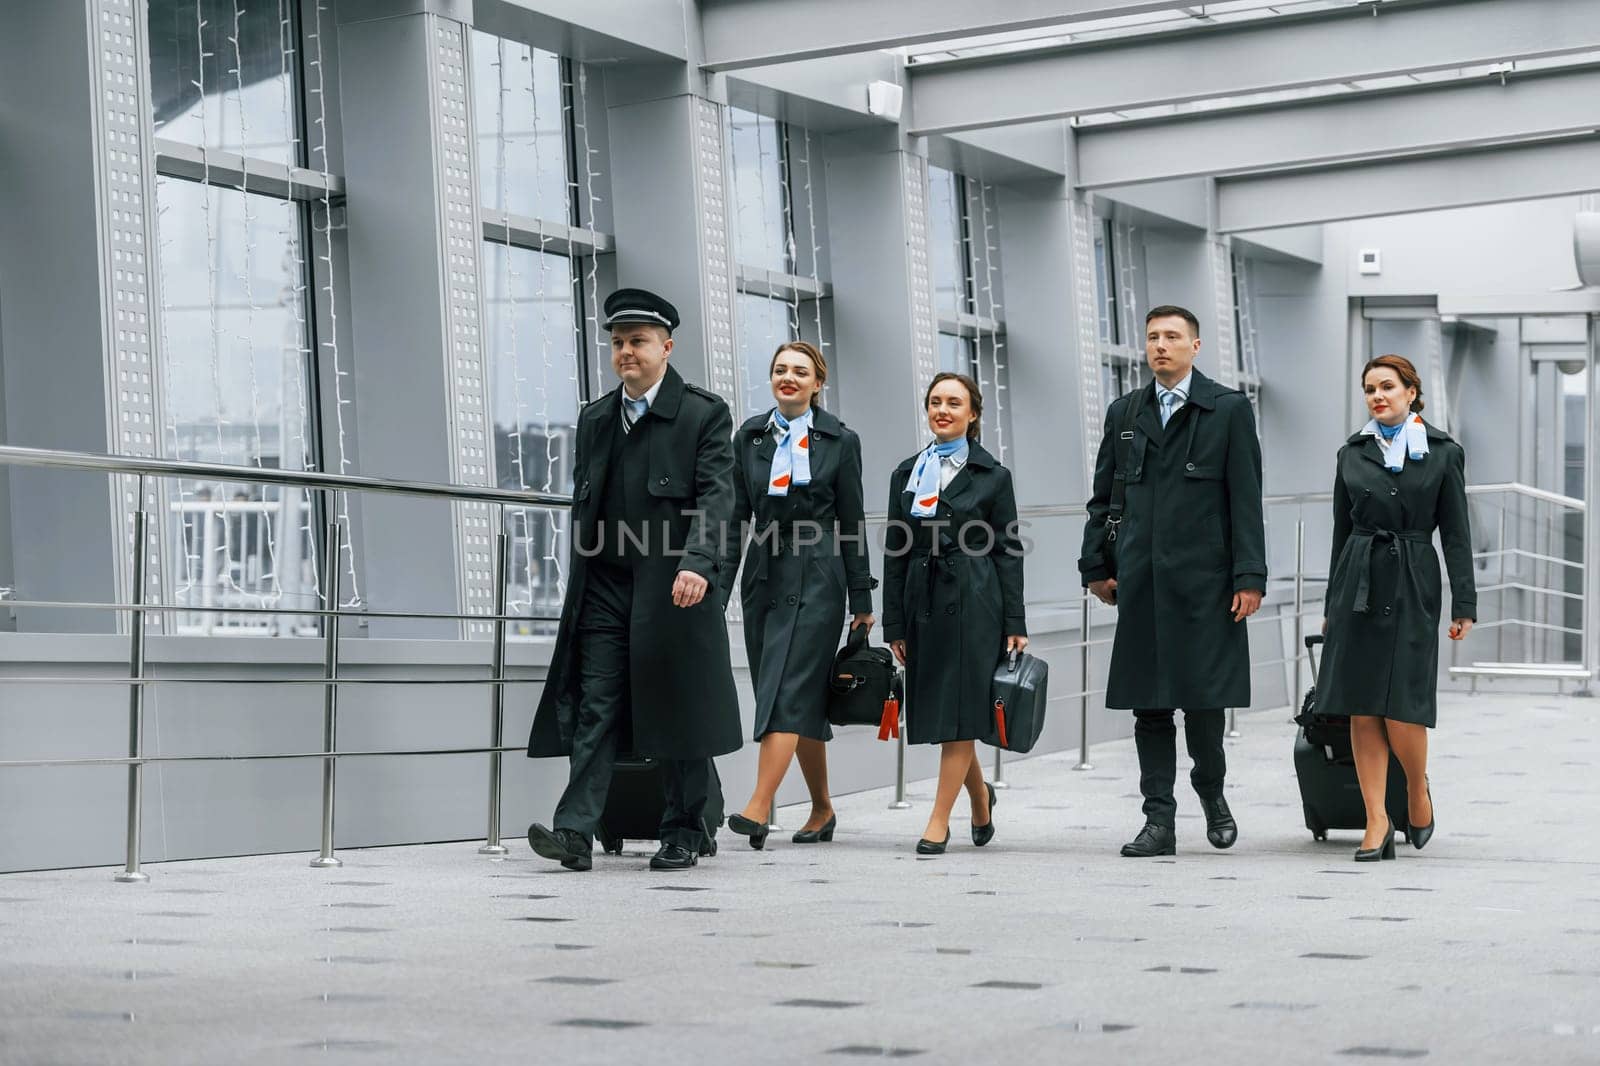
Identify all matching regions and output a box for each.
[1106,387,1147,543]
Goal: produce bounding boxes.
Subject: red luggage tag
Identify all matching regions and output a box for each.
[877,697,900,741]
[993,699,1008,750]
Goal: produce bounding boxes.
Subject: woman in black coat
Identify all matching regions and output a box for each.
[1320,354,1475,861]
[884,372,1027,855]
[721,342,876,849]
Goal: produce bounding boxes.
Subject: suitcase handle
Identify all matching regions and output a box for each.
[1002,649,1020,672]
[1303,633,1323,679]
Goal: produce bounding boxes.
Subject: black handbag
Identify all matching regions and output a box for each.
[986,649,1049,754]
[825,624,903,732]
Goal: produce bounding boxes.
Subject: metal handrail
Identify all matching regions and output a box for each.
[0,444,570,509]
[0,439,1587,876]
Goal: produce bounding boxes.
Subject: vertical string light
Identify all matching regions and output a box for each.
[975,181,1006,463]
[280,0,318,629]
[797,126,829,405]
[308,0,362,609]
[528,50,565,623]
[776,118,801,340]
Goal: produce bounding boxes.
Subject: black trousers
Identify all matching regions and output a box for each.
[1133,708,1227,828]
[552,562,711,851]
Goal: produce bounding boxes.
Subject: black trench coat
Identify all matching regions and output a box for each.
[883,442,1026,745]
[1318,423,1476,727]
[720,407,876,740]
[527,364,744,761]
[1079,370,1267,710]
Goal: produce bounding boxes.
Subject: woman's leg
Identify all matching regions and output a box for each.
[964,747,991,827]
[1349,715,1393,849]
[793,737,835,832]
[739,732,799,823]
[921,741,976,842]
[1385,720,1433,827]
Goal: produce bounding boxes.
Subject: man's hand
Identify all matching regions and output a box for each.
[1230,589,1263,622]
[672,569,709,608]
[1088,578,1118,606]
[890,639,907,666]
[1448,618,1474,641]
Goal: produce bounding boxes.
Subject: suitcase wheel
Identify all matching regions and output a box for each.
[1303,803,1327,842]
[1312,829,1328,842]
[600,834,624,856]
[699,835,718,858]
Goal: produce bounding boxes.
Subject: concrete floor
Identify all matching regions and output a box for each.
[3,689,1598,1065]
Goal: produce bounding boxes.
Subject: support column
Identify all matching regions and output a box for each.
[821,128,939,474]
[601,69,738,404]
[336,4,494,637]
[1586,315,1600,680]
[996,178,1101,501]
[0,0,166,632]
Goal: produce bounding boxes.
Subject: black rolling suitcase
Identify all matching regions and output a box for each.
[596,757,725,857]
[1294,635,1411,842]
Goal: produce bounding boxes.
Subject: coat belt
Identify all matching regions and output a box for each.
[1350,526,1432,614]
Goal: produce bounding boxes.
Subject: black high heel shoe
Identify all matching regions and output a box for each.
[1410,780,1435,851]
[791,814,837,845]
[726,813,769,850]
[1354,819,1396,862]
[972,782,997,847]
[916,830,951,855]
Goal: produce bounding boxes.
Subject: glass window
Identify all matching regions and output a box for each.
[483,242,584,624]
[938,333,975,376]
[471,32,571,223]
[729,108,791,274]
[148,0,301,166]
[1094,219,1119,345]
[737,294,796,419]
[154,177,318,631]
[929,166,967,317]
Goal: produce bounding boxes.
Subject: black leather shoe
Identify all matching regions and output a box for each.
[972,782,997,847]
[791,814,836,845]
[1354,819,1396,862]
[1410,781,1434,850]
[649,843,698,870]
[726,813,770,850]
[1199,795,1238,850]
[916,830,951,855]
[1120,823,1176,857]
[527,823,592,872]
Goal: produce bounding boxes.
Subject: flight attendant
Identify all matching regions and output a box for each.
[884,372,1027,855]
[722,342,876,849]
[1320,354,1475,861]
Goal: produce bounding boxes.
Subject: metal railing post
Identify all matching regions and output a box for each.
[479,528,511,856]
[1290,518,1306,724]
[992,745,1008,790]
[888,705,911,809]
[115,476,151,884]
[310,517,343,869]
[766,799,781,833]
[1074,589,1094,771]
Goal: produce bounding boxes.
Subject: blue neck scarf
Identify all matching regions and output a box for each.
[767,408,813,496]
[1362,414,1429,472]
[906,438,969,517]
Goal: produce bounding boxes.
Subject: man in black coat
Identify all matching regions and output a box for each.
[526,288,743,872]
[1079,305,1266,857]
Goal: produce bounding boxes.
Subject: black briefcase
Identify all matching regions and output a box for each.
[826,624,903,729]
[986,650,1049,754]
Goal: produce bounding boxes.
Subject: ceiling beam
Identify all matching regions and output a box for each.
[1075,65,1600,188]
[908,0,1600,135]
[698,0,1184,72]
[1216,137,1600,232]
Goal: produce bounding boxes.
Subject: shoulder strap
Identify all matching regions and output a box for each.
[1106,388,1146,541]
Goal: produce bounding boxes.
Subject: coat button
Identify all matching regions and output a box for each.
[1389,487,1398,495]
[786,595,798,605]
[660,476,671,486]
[1389,546,1398,557]
[1185,462,1196,471]
[768,599,777,609]
[752,436,763,446]
[1383,606,1393,616]
[945,605,957,614]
